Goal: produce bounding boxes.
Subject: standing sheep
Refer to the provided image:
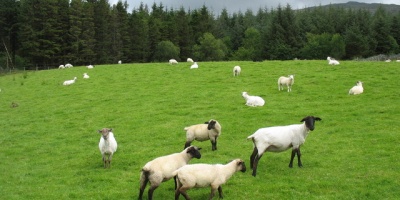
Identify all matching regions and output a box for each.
[278,75,294,92]
[348,81,364,95]
[242,92,265,107]
[98,128,118,168]
[169,59,178,65]
[184,119,222,151]
[233,66,241,76]
[138,146,202,200]
[187,58,194,63]
[173,159,246,200]
[247,116,322,176]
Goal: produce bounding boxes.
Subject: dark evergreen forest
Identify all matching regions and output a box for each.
[1,0,400,69]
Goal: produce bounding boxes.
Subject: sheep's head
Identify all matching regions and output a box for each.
[236,159,247,172]
[300,116,322,131]
[186,146,202,159]
[289,75,294,79]
[242,92,248,98]
[207,120,217,130]
[356,81,363,86]
[98,128,113,140]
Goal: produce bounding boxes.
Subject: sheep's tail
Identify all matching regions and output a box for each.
[247,135,255,140]
[140,169,150,186]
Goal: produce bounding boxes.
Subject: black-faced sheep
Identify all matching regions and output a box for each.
[184,119,221,151]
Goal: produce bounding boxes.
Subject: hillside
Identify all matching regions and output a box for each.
[301,1,400,14]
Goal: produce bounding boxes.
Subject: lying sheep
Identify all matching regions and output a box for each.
[65,63,73,68]
[58,65,65,69]
[98,128,118,168]
[83,73,89,79]
[138,146,202,200]
[169,59,178,65]
[118,60,122,64]
[327,56,340,65]
[63,77,77,86]
[233,66,241,76]
[190,62,198,69]
[242,92,265,107]
[247,116,322,176]
[278,75,294,92]
[349,81,363,95]
[87,65,94,69]
[184,119,221,151]
[173,159,246,200]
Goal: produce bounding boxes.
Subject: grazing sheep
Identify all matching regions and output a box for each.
[385,59,391,62]
[118,60,122,64]
[327,57,340,65]
[187,58,194,63]
[138,146,202,200]
[348,81,364,95]
[98,128,118,168]
[242,92,265,107]
[169,59,178,65]
[87,65,94,69]
[184,119,222,151]
[83,73,89,79]
[190,62,198,69]
[278,75,294,92]
[58,65,65,69]
[233,66,241,76]
[248,116,322,176]
[63,77,77,86]
[65,63,73,68]
[396,60,400,62]
[173,159,246,200]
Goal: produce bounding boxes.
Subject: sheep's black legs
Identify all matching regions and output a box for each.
[217,186,223,199]
[289,148,302,168]
[184,141,191,149]
[175,186,191,200]
[211,140,217,151]
[148,185,159,200]
[138,173,149,200]
[250,147,258,169]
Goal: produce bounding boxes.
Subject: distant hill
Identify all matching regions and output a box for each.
[300,1,400,14]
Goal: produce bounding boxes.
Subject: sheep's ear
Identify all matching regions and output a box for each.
[315,117,322,121]
[300,117,307,122]
[109,128,113,132]
[98,130,102,134]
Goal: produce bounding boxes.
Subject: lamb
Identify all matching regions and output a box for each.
[98,128,118,168]
[118,60,122,64]
[187,58,194,63]
[63,77,77,86]
[278,75,294,92]
[169,59,178,65]
[233,66,241,76]
[87,65,94,69]
[190,62,198,69]
[247,116,322,177]
[348,81,364,95]
[83,73,89,79]
[138,146,202,200]
[58,65,65,69]
[327,56,340,65]
[242,92,265,107]
[184,119,221,151]
[173,159,246,200]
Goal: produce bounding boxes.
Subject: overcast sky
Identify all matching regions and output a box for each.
[109,0,400,14]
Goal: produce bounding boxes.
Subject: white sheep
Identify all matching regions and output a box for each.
[190,62,198,69]
[385,59,391,62]
[169,59,178,65]
[233,66,241,76]
[87,65,94,69]
[278,75,294,92]
[396,60,400,62]
[348,81,363,95]
[184,119,222,151]
[187,58,194,63]
[327,56,340,65]
[83,73,89,79]
[118,60,122,64]
[58,65,65,69]
[98,128,118,168]
[247,116,322,177]
[173,159,246,200]
[65,63,73,68]
[138,146,202,200]
[63,77,77,86]
[242,92,265,107]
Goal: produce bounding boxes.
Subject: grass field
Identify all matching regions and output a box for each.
[1,60,399,199]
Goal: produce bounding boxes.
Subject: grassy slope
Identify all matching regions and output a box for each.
[0,60,399,199]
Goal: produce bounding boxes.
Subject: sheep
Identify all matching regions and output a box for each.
[87,65,94,69]
[233,66,241,76]
[98,128,118,168]
[58,65,65,69]
[278,75,294,92]
[184,119,221,151]
[242,92,265,107]
[169,59,178,65]
[65,63,73,68]
[396,60,400,62]
[63,77,77,86]
[173,159,246,200]
[385,59,391,62]
[327,56,340,65]
[190,62,198,69]
[83,73,89,79]
[187,58,194,63]
[118,60,122,64]
[348,81,364,95]
[138,146,202,200]
[247,116,322,177]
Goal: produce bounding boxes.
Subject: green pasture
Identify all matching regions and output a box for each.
[0,60,399,199]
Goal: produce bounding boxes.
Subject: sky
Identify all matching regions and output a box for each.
[109,0,400,14]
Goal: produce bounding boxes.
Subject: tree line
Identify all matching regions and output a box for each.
[1,0,400,69]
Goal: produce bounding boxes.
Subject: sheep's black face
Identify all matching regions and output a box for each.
[238,160,247,172]
[187,146,202,159]
[301,116,322,131]
[207,120,216,130]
